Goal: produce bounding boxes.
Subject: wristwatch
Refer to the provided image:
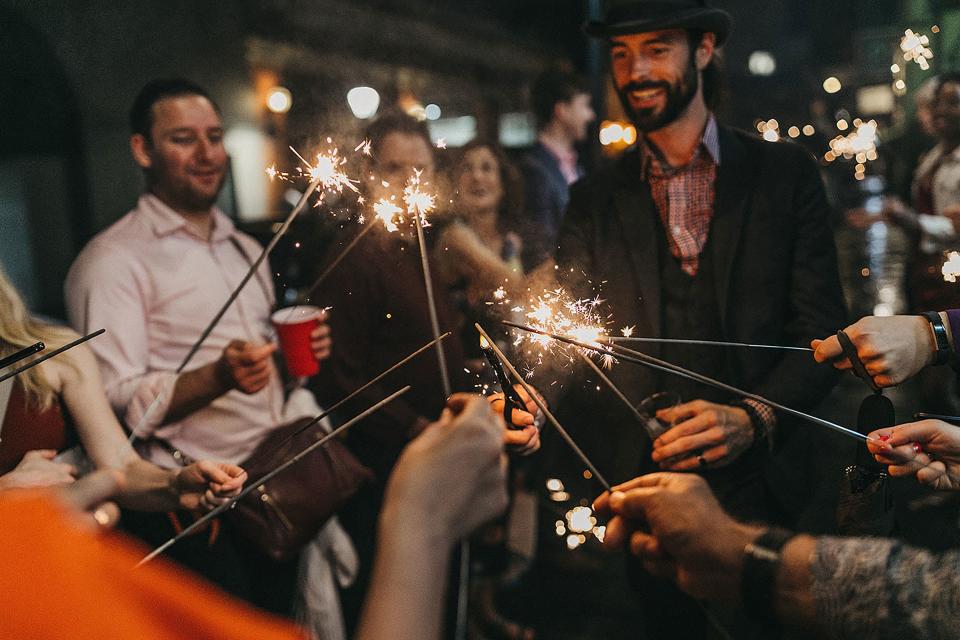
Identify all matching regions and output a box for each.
[741,527,795,625]
[921,311,951,366]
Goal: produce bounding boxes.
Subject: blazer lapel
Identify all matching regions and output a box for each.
[710,127,756,331]
[612,151,662,338]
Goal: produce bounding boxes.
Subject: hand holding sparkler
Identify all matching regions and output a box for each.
[812,315,941,388]
[868,420,960,491]
[383,394,509,542]
[358,394,508,640]
[593,473,776,606]
[650,400,755,471]
[172,460,247,511]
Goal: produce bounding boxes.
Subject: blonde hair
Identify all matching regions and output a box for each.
[0,266,75,409]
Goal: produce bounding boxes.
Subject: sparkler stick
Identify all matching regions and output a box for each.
[607,336,813,352]
[247,333,451,465]
[301,222,377,300]
[506,321,960,485]
[137,385,411,567]
[414,210,451,398]
[576,351,646,425]
[0,342,44,370]
[476,323,611,492]
[0,330,104,383]
[506,320,867,443]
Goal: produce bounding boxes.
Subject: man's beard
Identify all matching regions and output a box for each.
[616,57,699,133]
[150,169,224,213]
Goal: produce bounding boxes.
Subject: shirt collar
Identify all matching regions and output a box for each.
[539,137,578,167]
[137,192,236,243]
[640,113,721,176]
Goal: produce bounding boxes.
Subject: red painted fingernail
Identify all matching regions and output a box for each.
[879,435,890,442]
[912,442,923,453]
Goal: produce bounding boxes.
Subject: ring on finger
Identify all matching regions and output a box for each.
[698,452,708,468]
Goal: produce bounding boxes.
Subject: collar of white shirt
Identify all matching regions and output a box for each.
[137,192,237,243]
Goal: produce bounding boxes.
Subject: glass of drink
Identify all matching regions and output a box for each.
[637,391,682,440]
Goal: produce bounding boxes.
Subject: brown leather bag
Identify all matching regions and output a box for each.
[227,416,374,562]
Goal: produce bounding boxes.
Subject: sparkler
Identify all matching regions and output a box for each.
[405,170,451,397]
[0,330,104,383]
[508,320,867,442]
[476,322,611,492]
[137,385,412,566]
[507,321,960,486]
[296,222,378,304]
[0,342,44,371]
[576,351,646,425]
[498,287,614,373]
[607,336,813,352]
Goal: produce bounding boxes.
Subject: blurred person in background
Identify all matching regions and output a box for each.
[437,139,539,639]
[518,69,596,271]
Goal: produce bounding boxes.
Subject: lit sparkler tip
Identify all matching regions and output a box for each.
[265,165,278,180]
[373,198,404,233]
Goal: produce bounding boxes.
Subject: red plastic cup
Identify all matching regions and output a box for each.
[271,305,324,377]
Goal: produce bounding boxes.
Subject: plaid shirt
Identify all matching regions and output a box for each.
[639,116,777,442]
[640,115,720,276]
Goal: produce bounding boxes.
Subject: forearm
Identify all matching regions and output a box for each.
[112,457,180,511]
[117,457,180,511]
[164,360,231,425]
[356,507,451,640]
[773,535,818,631]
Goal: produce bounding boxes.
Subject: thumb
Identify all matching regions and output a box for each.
[57,469,125,512]
[26,449,58,461]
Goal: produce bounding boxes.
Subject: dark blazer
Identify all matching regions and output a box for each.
[547,125,847,516]
[519,142,578,270]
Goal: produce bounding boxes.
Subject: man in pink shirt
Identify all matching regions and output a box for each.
[65,79,331,616]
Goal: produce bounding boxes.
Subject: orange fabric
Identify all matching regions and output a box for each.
[0,492,305,640]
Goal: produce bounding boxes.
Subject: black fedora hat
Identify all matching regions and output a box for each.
[585,0,732,45]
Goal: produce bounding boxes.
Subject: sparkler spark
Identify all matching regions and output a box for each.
[367,171,439,234]
[403,170,436,227]
[373,199,403,233]
[497,287,615,371]
[354,139,373,156]
[294,146,360,195]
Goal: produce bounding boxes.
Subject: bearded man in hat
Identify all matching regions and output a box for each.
[529,1,848,638]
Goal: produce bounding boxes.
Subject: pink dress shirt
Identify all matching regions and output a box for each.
[65,194,284,466]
